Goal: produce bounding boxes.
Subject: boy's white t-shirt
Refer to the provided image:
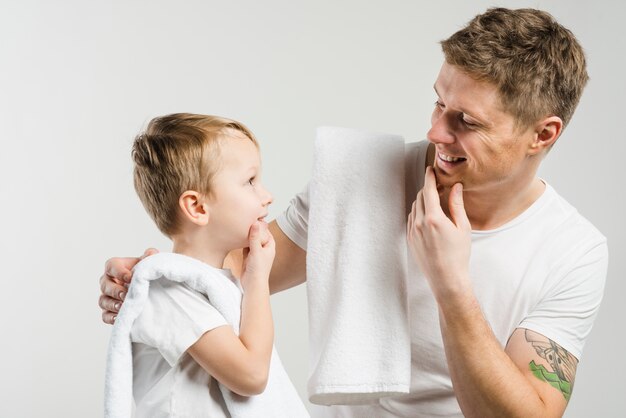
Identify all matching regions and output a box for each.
[276,140,608,418]
[130,274,237,418]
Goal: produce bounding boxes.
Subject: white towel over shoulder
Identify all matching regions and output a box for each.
[104,252,309,418]
[307,126,411,405]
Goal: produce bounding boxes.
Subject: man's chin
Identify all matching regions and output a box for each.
[433,165,458,187]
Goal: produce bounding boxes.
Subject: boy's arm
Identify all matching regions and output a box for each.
[187,281,273,396]
[188,222,276,396]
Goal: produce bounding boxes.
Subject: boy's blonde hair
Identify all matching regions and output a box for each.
[441,8,588,129]
[132,113,258,237]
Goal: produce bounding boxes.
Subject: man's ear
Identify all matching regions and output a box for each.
[179,191,209,226]
[528,116,563,155]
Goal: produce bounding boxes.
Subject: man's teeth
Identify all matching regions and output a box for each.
[439,153,465,162]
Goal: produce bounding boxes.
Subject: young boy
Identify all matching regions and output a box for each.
[105,113,307,417]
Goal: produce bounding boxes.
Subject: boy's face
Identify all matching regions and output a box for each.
[207,132,273,250]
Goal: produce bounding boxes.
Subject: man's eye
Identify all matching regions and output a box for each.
[434,100,444,108]
[461,116,477,127]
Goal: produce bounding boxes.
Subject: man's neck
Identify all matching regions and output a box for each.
[441,177,545,231]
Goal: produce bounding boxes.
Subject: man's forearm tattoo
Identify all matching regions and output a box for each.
[525,329,577,401]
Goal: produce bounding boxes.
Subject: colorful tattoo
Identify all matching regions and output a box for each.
[525,329,577,401]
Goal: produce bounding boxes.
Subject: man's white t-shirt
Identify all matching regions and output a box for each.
[276,140,608,418]
[130,273,239,418]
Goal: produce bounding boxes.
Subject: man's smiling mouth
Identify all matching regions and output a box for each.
[438,152,466,163]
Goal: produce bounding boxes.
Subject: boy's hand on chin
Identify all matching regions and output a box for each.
[240,221,276,288]
[257,221,271,246]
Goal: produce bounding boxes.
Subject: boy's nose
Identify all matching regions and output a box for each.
[262,187,273,206]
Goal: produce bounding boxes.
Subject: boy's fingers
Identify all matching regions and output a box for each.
[248,222,262,249]
[260,224,272,246]
[263,230,276,250]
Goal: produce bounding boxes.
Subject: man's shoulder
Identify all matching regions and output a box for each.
[541,185,607,253]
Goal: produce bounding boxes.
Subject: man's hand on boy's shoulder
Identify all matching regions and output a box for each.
[99,248,159,324]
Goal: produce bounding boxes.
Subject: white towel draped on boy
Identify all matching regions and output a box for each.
[306,126,411,405]
[104,252,309,418]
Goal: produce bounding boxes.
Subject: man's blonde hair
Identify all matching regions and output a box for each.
[441,8,589,128]
[132,113,258,237]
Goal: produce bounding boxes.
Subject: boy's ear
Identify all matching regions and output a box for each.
[528,115,563,156]
[179,191,209,226]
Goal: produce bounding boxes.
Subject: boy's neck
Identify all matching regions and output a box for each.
[171,235,229,270]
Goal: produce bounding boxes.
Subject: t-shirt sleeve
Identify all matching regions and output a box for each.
[518,240,608,360]
[275,183,310,250]
[130,277,229,366]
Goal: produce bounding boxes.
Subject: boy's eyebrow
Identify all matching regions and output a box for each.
[245,165,259,175]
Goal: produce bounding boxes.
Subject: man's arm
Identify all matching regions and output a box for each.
[438,295,574,417]
[407,168,573,417]
[100,221,307,323]
[224,220,307,294]
[268,220,307,293]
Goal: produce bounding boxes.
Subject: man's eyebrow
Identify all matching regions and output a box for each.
[432,84,490,127]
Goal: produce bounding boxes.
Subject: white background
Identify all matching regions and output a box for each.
[1,1,624,417]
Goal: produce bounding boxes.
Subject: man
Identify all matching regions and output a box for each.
[99,8,607,417]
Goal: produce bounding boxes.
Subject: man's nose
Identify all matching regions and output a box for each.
[427,111,455,145]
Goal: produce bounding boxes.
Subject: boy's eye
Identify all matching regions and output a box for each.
[248,177,255,185]
[434,100,444,109]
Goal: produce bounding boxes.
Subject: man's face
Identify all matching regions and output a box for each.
[207,132,273,250]
[427,63,537,193]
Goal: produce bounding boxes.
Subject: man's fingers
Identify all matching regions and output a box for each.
[422,166,441,214]
[141,248,159,260]
[99,274,127,300]
[102,311,117,325]
[104,250,157,284]
[449,182,471,230]
[407,201,414,237]
[99,294,122,313]
[100,293,121,325]
[104,257,137,283]
[417,189,425,219]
